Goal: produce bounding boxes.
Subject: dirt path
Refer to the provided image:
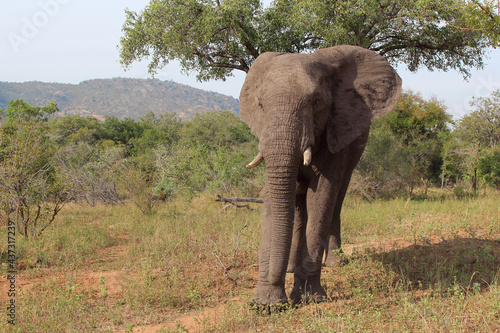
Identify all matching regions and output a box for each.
[0,243,128,302]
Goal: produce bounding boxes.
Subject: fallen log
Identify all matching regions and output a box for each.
[216,195,263,210]
[216,195,264,204]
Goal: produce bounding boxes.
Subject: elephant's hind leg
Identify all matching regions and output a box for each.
[324,130,368,267]
[323,184,349,267]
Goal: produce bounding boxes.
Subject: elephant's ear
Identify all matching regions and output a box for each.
[316,46,402,154]
[239,52,282,139]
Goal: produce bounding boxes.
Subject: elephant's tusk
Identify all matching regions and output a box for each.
[246,152,264,169]
[303,146,312,166]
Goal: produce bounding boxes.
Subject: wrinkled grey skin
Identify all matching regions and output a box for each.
[239,45,402,307]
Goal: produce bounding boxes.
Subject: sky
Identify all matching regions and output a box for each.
[1,0,499,120]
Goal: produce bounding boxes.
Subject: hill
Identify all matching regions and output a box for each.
[0,78,240,120]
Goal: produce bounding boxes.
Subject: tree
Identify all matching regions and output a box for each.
[128,111,182,155]
[178,110,254,148]
[386,91,452,194]
[119,0,495,81]
[455,90,500,149]
[478,148,500,189]
[3,99,58,126]
[444,89,500,190]
[49,115,101,145]
[358,91,453,195]
[0,101,68,238]
[99,116,144,147]
[385,91,452,144]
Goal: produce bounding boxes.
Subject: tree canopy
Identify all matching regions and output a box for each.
[119,0,498,81]
[2,99,58,125]
[463,0,500,47]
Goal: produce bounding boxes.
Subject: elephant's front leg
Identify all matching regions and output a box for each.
[251,190,288,310]
[290,176,338,304]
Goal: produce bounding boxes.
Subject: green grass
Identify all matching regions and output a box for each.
[1,191,499,332]
[342,189,500,244]
[13,282,102,332]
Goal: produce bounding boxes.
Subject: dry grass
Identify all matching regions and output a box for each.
[1,191,499,332]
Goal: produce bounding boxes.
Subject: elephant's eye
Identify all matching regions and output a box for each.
[313,98,322,106]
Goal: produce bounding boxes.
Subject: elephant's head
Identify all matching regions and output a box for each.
[239,45,402,286]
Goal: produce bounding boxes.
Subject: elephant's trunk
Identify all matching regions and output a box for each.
[266,158,299,285]
[262,130,302,286]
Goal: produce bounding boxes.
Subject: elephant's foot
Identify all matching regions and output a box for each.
[324,248,349,267]
[250,283,289,314]
[290,275,327,306]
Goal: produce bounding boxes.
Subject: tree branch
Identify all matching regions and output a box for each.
[472,0,498,20]
[194,50,249,72]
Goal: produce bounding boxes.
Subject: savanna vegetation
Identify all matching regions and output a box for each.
[1,90,498,235]
[2,0,500,330]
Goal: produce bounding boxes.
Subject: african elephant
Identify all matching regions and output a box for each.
[239,45,402,308]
